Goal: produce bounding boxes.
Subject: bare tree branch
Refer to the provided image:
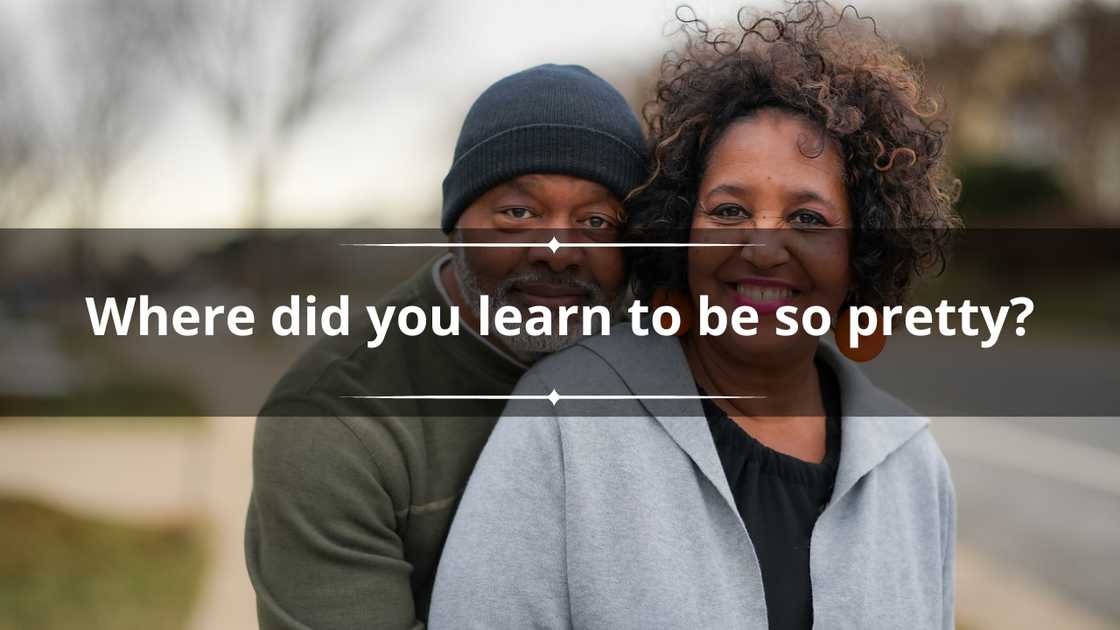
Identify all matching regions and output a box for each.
[52,0,171,228]
[143,0,436,226]
[0,20,54,226]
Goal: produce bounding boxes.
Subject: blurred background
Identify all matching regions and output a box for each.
[1,0,1118,629]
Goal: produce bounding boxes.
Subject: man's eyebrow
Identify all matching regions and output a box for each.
[497,179,531,197]
[506,176,543,195]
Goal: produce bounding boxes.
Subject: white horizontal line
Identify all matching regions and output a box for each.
[341,394,761,399]
[341,390,763,406]
[343,394,546,400]
[339,242,762,248]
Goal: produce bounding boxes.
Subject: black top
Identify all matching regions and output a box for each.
[700,362,842,630]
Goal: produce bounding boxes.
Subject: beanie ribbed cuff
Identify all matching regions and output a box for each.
[440,124,647,233]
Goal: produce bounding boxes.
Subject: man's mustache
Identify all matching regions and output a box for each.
[497,271,602,302]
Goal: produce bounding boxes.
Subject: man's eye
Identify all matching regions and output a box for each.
[501,207,533,220]
[584,215,617,230]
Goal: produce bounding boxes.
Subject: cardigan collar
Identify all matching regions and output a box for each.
[578,330,929,511]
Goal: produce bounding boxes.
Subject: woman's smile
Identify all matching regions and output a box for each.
[730,277,801,315]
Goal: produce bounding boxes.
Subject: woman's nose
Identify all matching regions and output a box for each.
[740,227,792,269]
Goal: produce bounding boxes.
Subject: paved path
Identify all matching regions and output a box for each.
[933,418,1120,625]
[0,420,207,523]
[184,418,257,630]
[0,418,258,630]
[4,416,1118,630]
[956,546,1116,630]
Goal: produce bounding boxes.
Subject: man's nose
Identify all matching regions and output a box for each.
[525,227,586,273]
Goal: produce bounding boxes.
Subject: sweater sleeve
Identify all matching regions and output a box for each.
[427,373,571,630]
[246,406,423,630]
[941,460,958,630]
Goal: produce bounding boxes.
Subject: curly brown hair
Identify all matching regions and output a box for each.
[626,1,961,308]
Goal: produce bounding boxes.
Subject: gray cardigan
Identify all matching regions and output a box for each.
[429,326,956,629]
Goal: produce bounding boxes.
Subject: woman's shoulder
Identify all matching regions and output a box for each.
[859,412,953,507]
[547,321,679,363]
[527,322,687,389]
[895,424,952,483]
[818,343,953,494]
[506,323,693,419]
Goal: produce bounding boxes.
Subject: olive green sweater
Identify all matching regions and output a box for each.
[245,257,525,630]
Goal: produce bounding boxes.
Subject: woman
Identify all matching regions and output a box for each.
[430,3,961,629]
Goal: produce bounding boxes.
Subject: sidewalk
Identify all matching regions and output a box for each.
[0,418,258,630]
[2,417,1116,630]
[956,547,1116,630]
[183,418,257,630]
[0,420,206,524]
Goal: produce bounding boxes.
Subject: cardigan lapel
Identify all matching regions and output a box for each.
[654,415,742,519]
[582,332,931,515]
[579,334,742,519]
[815,343,930,505]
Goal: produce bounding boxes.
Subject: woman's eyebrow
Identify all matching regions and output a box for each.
[705,183,840,213]
[704,183,749,201]
[789,189,838,212]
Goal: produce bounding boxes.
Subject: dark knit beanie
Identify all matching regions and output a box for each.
[441,64,647,233]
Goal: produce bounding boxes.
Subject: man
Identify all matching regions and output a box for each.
[245,64,647,630]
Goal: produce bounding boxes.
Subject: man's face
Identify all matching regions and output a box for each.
[452,174,627,359]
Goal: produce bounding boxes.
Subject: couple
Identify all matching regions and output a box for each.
[247,4,959,629]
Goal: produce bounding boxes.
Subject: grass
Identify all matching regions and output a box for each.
[0,381,207,418]
[0,497,206,630]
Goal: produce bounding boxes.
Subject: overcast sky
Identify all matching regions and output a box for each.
[1,0,1106,228]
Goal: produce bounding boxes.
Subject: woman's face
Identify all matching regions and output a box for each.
[688,109,852,361]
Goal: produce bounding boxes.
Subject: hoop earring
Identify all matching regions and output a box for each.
[650,288,694,336]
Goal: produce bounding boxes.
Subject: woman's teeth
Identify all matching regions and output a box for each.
[736,285,794,302]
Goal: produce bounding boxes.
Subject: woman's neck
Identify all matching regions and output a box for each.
[684,334,829,463]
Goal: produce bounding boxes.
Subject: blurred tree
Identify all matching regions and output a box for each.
[53,0,170,230]
[904,0,1120,220]
[955,159,1068,221]
[1047,1,1120,213]
[0,22,54,227]
[35,0,175,274]
[147,0,432,227]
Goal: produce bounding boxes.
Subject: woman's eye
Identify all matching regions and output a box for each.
[708,203,749,220]
[790,209,829,227]
[501,207,533,220]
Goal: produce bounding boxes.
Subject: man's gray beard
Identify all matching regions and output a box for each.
[451,249,620,363]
